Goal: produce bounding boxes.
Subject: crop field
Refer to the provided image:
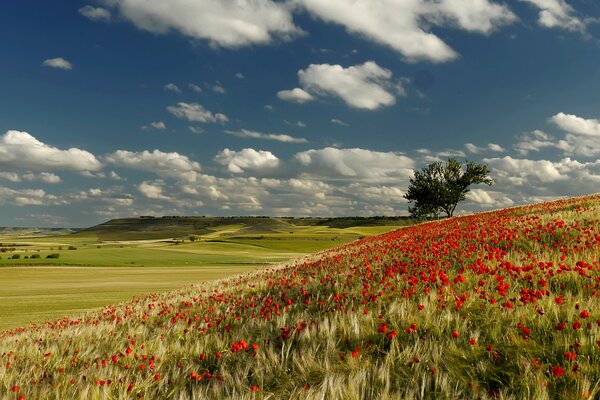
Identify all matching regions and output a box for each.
[0,224,397,330]
[0,195,599,399]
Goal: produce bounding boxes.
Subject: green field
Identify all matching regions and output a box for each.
[0,224,400,330]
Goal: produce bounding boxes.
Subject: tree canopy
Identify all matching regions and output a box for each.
[404,158,493,218]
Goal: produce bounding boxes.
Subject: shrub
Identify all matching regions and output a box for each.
[11,254,20,259]
[30,254,41,259]
[46,253,60,259]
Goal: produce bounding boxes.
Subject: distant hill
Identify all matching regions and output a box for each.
[76,215,413,240]
[0,227,77,237]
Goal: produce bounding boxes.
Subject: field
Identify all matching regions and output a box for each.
[0,224,398,330]
[1,195,599,399]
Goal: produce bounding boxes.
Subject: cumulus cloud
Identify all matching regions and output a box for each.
[164,83,181,93]
[79,5,111,22]
[104,149,201,182]
[22,172,62,184]
[0,130,102,172]
[167,102,229,124]
[551,112,600,137]
[215,148,280,173]
[188,83,203,93]
[212,82,226,94]
[484,156,569,183]
[281,61,397,110]
[466,188,514,208]
[0,187,66,207]
[277,88,315,103]
[514,130,564,155]
[42,57,73,70]
[104,0,302,48]
[295,0,516,62]
[0,172,21,182]
[138,181,169,200]
[142,121,167,130]
[465,142,505,153]
[295,147,414,180]
[225,129,307,143]
[516,113,600,157]
[521,0,586,32]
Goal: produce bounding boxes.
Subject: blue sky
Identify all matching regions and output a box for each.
[1,0,600,227]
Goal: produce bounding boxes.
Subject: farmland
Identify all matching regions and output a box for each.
[0,220,403,330]
[1,195,599,399]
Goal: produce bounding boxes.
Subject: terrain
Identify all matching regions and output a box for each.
[0,217,408,329]
[0,196,599,399]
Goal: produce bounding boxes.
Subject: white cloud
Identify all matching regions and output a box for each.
[42,57,73,70]
[236,73,245,79]
[298,62,396,110]
[550,112,600,137]
[167,102,229,124]
[105,0,302,48]
[521,0,586,32]
[142,121,167,130]
[484,156,569,183]
[188,83,203,93]
[277,88,315,103]
[0,187,66,207]
[225,128,308,143]
[215,148,280,173]
[514,129,564,155]
[0,130,102,171]
[164,83,181,93]
[0,172,21,182]
[212,82,226,94]
[516,113,600,157]
[188,126,204,134]
[104,149,201,182]
[331,118,348,126]
[22,172,62,184]
[295,147,414,180]
[79,5,111,22]
[284,120,306,128]
[466,188,514,207]
[138,181,169,200]
[465,142,505,153]
[295,0,516,63]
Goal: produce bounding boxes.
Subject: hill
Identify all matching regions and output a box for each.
[76,215,415,240]
[1,195,599,399]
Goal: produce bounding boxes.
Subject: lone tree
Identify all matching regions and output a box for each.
[404,158,493,218]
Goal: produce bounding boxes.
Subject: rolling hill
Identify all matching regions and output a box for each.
[1,195,598,399]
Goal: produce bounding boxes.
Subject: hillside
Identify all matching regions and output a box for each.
[1,195,599,399]
[76,215,415,240]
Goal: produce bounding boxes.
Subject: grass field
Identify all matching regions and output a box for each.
[0,224,399,330]
[1,195,598,399]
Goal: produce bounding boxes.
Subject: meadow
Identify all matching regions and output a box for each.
[0,195,598,399]
[0,224,396,330]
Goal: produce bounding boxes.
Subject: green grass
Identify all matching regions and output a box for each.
[0,224,402,331]
[0,265,259,330]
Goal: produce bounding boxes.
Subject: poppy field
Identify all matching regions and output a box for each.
[1,195,599,399]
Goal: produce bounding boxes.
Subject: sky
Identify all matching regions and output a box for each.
[1,0,600,227]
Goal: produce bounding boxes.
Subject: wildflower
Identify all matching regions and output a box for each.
[579,310,589,318]
[551,365,565,378]
[452,330,460,338]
